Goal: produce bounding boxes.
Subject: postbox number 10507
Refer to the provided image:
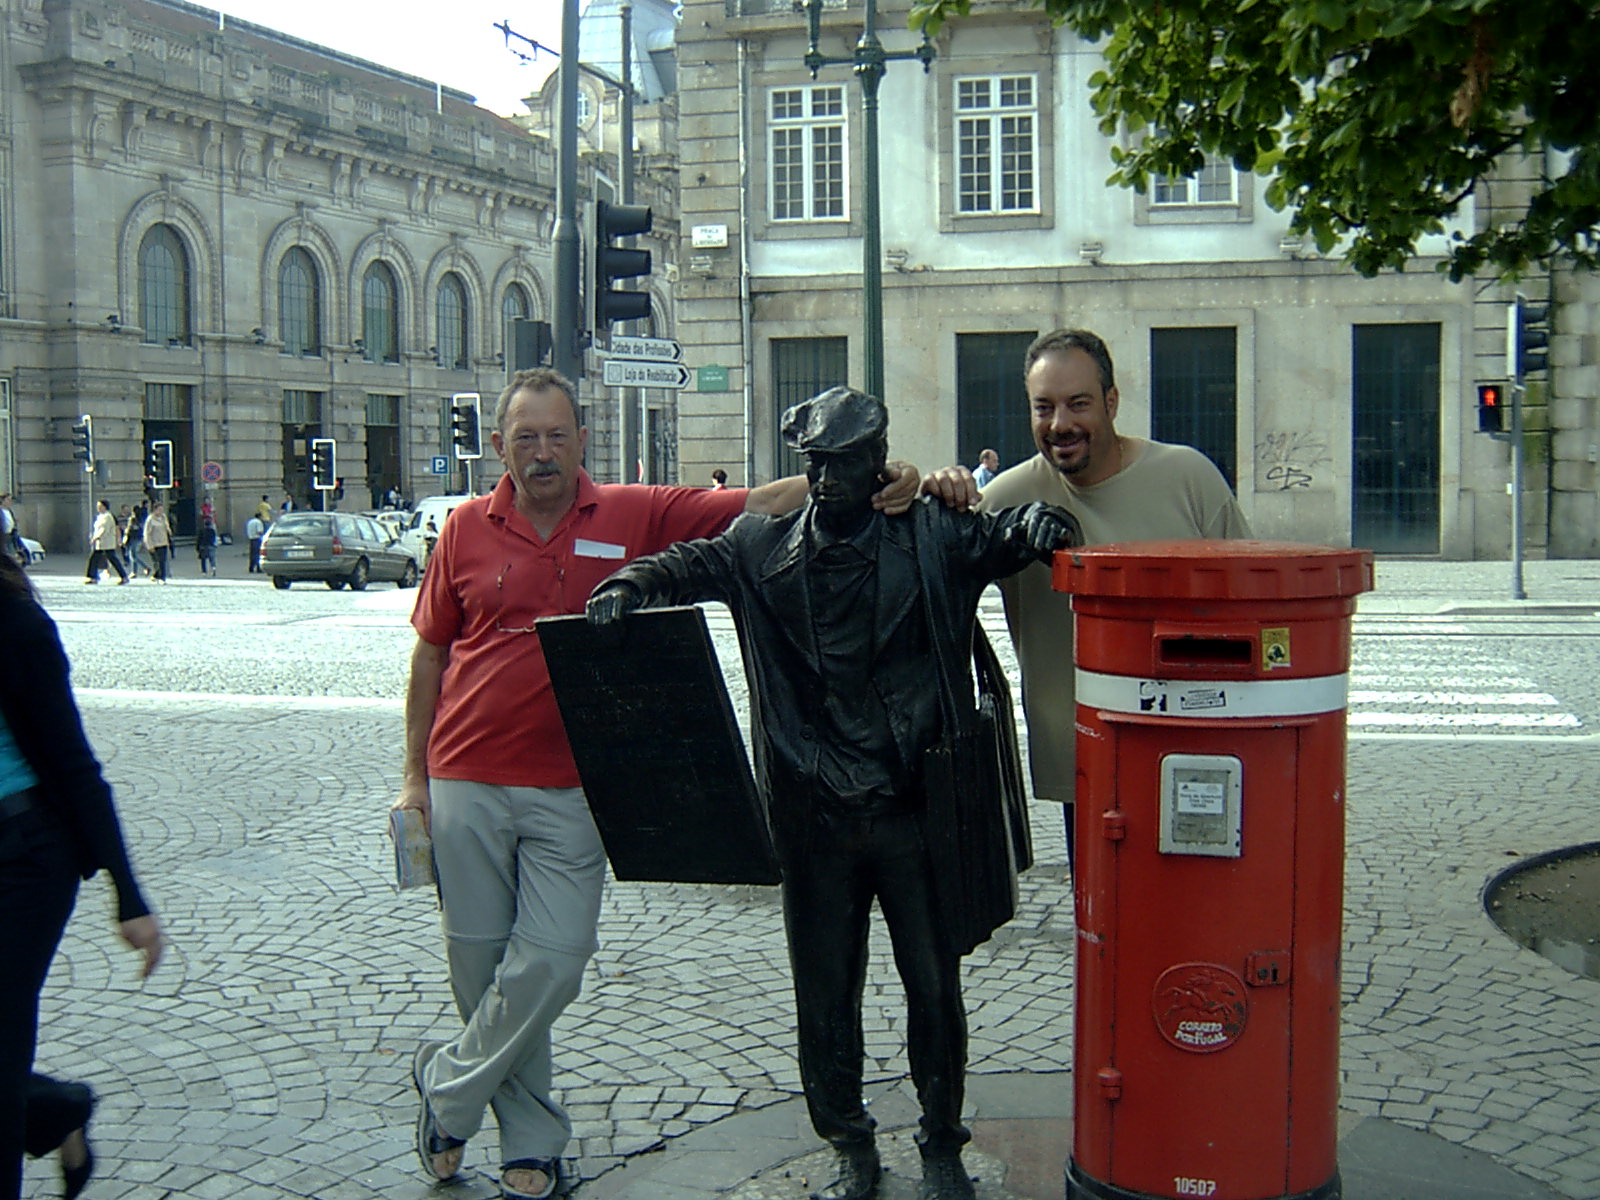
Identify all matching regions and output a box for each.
[1174,1178,1217,1197]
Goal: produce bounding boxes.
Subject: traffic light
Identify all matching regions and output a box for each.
[1476,383,1505,434]
[147,439,173,489]
[70,415,93,471]
[593,200,653,329]
[511,318,552,370]
[450,393,483,460]
[1509,292,1550,382]
[309,437,337,491]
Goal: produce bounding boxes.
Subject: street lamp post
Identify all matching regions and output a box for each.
[802,0,934,403]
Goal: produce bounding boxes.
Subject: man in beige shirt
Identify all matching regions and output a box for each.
[925,328,1251,863]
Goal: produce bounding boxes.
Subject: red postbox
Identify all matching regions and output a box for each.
[1057,540,1372,1200]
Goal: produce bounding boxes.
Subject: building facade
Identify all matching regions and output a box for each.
[671,0,1598,559]
[0,0,677,552]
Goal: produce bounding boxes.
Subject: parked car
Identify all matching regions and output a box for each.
[16,536,43,567]
[396,494,475,566]
[360,508,416,564]
[260,512,417,590]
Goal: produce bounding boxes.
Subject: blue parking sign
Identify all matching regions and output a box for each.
[431,455,449,474]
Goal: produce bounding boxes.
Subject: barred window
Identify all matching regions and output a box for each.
[278,247,322,357]
[139,224,191,346]
[437,273,469,370]
[955,75,1036,214]
[770,86,846,222]
[362,262,399,363]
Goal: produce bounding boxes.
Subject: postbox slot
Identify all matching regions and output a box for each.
[1157,635,1252,666]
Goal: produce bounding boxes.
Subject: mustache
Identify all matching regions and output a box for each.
[523,462,562,480]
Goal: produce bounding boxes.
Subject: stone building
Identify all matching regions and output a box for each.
[0,0,674,552]
[670,0,1597,558]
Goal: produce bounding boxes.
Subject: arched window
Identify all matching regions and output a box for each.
[502,284,530,364]
[279,247,322,357]
[139,224,191,346]
[362,261,399,363]
[436,273,469,370]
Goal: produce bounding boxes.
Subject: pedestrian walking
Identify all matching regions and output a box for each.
[83,501,128,585]
[254,495,274,525]
[0,495,21,567]
[196,515,218,577]
[0,552,165,1200]
[143,503,172,583]
[123,502,149,577]
[245,514,266,573]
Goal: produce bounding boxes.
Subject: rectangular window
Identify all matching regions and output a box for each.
[770,337,848,476]
[143,382,193,420]
[956,332,1037,474]
[1152,156,1237,206]
[1352,324,1440,554]
[1149,328,1238,488]
[955,75,1037,214]
[770,86,846,222]
[365,393,401,426]
[281,389,323,425]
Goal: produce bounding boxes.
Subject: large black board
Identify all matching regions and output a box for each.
[537,606,781,885]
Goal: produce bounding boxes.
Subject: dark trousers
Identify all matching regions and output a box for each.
[779,807,970,1159]
[152,546,170,581]
[248,537,262,572]
[84,550,127,583]
[24,1075,92,1159]
[0,794,79,1200]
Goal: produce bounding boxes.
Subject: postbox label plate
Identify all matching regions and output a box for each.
[1158,753,1243,857]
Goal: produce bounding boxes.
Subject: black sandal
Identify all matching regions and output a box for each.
[411,1044,466,1181]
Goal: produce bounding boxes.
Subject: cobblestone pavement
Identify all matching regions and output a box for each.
[20,556,1600,1198]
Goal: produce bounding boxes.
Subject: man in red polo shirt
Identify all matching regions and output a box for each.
[396,367,917,1200]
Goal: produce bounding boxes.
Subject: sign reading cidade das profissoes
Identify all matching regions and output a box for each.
[607,335,683,362]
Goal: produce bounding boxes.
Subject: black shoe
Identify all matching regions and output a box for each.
[919,1155,975,1200]
[60,1083,95,1200]
[811,1145,880,1200]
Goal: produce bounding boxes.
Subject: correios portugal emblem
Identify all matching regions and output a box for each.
[1152,963,1249,1053]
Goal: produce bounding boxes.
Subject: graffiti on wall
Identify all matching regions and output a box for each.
[1256,430,1331,490]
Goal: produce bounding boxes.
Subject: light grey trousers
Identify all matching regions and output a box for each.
[422,779,607,1162]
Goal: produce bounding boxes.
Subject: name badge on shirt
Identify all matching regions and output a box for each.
[574,538,626,560]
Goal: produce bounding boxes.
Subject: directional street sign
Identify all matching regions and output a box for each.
[603,358,693,389]
[608,335,683,362]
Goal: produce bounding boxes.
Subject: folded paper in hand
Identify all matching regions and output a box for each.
[389,808,436,890]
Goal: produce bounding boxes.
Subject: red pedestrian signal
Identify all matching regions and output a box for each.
[1476,383,1504,433]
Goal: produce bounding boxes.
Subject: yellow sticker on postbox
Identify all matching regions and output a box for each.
[1261,627,1291,670]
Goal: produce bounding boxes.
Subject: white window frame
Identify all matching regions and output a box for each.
[954,74,1039,216]
[1151,155,1238,207]
[769,84,848,224]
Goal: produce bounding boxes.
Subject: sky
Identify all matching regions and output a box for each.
[204,0,565,117]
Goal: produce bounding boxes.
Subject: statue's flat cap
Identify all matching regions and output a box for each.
[782,387,887,453]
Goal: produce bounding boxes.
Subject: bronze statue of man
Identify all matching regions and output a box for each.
[587,388,1079,1200]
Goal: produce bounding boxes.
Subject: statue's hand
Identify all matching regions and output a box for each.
[1010,504,1083,560]
[921,465,979,511]
[587,583,642,626]
[872,460,921,514]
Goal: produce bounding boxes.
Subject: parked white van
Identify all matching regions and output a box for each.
[397,494,475,566]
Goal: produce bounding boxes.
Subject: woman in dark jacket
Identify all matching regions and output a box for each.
[0,554,163,1199]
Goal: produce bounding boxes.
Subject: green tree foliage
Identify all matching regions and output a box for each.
[908,0,1600,280]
